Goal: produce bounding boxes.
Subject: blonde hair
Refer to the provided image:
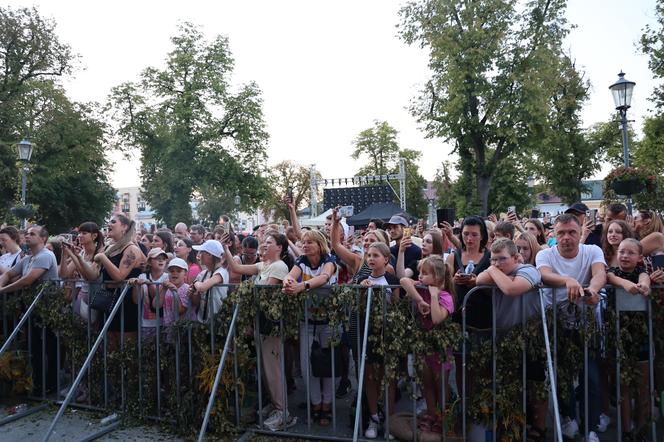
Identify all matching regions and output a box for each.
[419,255,454,296]
[105,214,136,257]
[302,229,330,256]
[636,210,664,238]
[366,229,390,245]
[514,232,541,265]
[368,242,390,259]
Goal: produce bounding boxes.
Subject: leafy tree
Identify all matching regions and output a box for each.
[262,160,321,222]
[635,115,664,172]
[351,121,427,217]
[400,0,575,215]
[0,6,74,216]
[27,83,115,232]
[0,7,113,230]
[532,57,603,205]
[432,161,456,210]
[108,24,270,227]
[351,121,400,177]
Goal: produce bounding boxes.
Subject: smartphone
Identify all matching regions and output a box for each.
[531,209,540,219]
[403,227,412,238]
[287,185,293,203]
[222,223,230,234]
[590,209,598,225]
[338,205,354,218]
[652,253,664,270]
[507,205,516,214]
[436,208,455,226]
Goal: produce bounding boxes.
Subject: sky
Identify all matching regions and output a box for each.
[6,0,660,188]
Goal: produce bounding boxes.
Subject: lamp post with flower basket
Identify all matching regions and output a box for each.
[608,71,636,213]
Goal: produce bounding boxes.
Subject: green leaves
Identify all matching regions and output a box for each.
[400,0,579,214]
[107,23,269,227]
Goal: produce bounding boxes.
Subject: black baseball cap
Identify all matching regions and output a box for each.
[565,202,589,215]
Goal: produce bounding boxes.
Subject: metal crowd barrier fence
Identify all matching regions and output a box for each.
[0,280,662,441]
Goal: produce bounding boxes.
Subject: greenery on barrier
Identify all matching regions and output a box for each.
[0,282,662,439]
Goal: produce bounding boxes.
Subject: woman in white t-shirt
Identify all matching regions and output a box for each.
[0,226,22,276]
[224,232,296,430]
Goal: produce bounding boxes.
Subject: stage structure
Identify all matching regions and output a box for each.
[309,158,406,218]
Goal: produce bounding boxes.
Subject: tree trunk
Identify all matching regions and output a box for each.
[477,174,492,216]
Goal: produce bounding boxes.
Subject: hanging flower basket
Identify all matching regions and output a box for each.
[610,177,645,195]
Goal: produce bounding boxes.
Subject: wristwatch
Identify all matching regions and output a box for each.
[304,282,311,291]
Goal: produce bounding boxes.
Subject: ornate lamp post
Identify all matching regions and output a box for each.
[609,71,636,213]
[17,138,33,228]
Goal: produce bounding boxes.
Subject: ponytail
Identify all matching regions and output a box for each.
[105,215,136,257]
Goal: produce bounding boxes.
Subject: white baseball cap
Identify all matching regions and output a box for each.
[192,240,224,258]
[168,257,189,271]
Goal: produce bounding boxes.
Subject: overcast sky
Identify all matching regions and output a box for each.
[7,0,659,187]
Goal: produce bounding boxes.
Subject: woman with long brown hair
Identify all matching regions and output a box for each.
[94,214,145,341]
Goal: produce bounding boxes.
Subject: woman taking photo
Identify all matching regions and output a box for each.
[445,216,491,327]
[396,229,444,279]
[633,210,664,255]
[174,238,202,283]
[61,222,105,318]
[282,230,338,427]
[223,232,295,431]
[94,215,145,343]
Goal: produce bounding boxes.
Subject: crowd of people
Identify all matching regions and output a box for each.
[0,201,663,441]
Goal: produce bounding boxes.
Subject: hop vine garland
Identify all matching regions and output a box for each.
[0,282,662,439]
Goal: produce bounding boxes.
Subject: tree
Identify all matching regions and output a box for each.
[262,160,320,222]
[108,24,270,227]
[27,83,115,232]
[351,121,428,217]
[0,6,74,216]
[432,161,456,210]
[533,57,603,204]
[0,7,113,230]
[351,121,400,177]
[400,0,575,215]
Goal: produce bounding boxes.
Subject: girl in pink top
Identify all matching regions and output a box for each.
[400,255,455,434]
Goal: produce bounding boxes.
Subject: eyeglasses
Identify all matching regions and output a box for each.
[490,256,510,264]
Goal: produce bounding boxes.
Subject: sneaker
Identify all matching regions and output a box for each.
[264,409,297,431]
[561,416,579,438]
[585,430,600,442]
[259,402,275,419]
[336,378,352,398]
[364,417,380,439]
[596,413,610,432]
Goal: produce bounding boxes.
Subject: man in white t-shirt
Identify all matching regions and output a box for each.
[535,214,606,441]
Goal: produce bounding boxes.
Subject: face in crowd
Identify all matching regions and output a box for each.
[554,219,581,257]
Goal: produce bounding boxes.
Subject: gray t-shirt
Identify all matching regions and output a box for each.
[493,264,542,329]
[11,248,59,282]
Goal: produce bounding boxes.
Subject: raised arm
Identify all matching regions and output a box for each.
[330,208,361,274]
[287,201,302,240]
[223,244,259,276]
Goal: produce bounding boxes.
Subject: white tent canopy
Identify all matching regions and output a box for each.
[299,208,333,227]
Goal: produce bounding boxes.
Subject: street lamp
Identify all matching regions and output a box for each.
[16,138,33,228]
[234,192,241,230]
[609,71,636,213]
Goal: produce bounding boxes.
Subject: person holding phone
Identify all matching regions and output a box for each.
[386,214,421,269]
[445,216,491,327]
[565,202,602,247]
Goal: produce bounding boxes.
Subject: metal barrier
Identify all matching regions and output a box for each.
[1,280,662,441]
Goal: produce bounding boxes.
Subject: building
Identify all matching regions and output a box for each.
[113,187,157,229]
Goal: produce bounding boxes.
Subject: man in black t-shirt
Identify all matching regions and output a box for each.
[386,214,421,268]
